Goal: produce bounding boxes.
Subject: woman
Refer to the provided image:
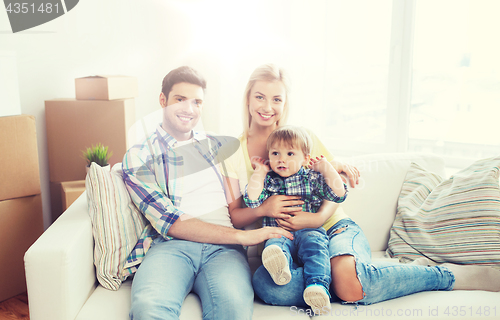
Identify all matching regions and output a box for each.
[223,64,500,309]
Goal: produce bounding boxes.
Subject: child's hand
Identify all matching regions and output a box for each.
[309,155,334,175]
[251,156,271,174]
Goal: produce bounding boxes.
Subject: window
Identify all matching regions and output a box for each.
[317,0,499,165]
[409,0,500,167]
[317,0,414,156]
[206,0,497,166]
[320,0,394,155]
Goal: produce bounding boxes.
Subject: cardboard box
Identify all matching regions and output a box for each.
[49,182,63,222]
[75,75,138,100]
[45,98,135,182]
[51,181,85,221]
[0,115,41,201]
[0,194,43,302]
[61,180,86,210]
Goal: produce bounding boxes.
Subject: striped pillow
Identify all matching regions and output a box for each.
[387,157,500,268]
[86,162,147,290]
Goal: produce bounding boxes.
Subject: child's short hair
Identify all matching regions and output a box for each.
[266,125,312,156]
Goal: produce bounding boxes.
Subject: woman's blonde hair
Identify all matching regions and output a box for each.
[242,64,291,137]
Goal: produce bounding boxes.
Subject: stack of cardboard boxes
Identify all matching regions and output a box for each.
[45,76,137,221]
[0,115,44,302]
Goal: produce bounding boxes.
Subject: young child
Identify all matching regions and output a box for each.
[244,125,348,314]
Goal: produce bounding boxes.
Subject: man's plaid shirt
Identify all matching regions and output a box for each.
[121,124,236,276]
[243,167,348,227]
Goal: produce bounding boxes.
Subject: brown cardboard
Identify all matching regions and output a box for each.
[75,75,138,100]
[0,115,41,201]
[61,180,85,210]
[45,98,135,183]
[49,182,63,222]
[0,194,44,302]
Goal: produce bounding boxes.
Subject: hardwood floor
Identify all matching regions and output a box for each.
[0,293,29,320]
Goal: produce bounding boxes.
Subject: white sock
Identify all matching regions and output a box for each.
[442,263,500,292]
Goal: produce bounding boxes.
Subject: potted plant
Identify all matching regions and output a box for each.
[82,143,113,172]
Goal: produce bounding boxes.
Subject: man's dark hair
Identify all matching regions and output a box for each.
[161,66,207,98]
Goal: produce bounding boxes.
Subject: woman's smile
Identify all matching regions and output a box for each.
[258,112,275,120]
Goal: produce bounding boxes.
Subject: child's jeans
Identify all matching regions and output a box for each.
[254,219,455,307]
[264,227,331,290]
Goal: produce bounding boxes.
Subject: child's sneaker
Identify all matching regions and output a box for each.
[303,284,331,315]
[261,245,291,285]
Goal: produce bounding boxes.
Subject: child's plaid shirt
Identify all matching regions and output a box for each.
[243,167,348,228]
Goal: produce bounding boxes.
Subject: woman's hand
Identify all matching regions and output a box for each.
[276,210,324,232]
[331,160,360,188]
[260,194,304,220]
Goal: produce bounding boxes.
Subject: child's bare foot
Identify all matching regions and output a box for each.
[442,263,500,291]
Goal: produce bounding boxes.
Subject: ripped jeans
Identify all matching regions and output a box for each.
[253,218,455,306]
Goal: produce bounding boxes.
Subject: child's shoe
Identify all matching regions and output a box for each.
[261,245,291,285]
[303,284,331,315]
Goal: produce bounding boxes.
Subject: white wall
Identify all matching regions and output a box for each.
[0,0,333,228]
[0,51,22,117]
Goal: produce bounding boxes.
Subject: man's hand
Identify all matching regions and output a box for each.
[237,227,294,246]
[259,194,303,219]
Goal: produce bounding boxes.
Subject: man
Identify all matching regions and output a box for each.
[122,66,292,320]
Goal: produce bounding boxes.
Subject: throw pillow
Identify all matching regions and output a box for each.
[387,157,500,268]
[86,162,147,290]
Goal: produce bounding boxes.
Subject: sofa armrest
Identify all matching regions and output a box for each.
[25,192,96,320]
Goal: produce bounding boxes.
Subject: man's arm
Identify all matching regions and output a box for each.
[123,146,292,244]
[168,215,293,246]
[123,150,182,239]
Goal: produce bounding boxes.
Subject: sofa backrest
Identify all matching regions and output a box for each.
[340,153,445,252]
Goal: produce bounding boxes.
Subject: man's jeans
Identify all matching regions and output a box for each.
[264,227,331,290]
[130,239,253,320]
[253,219,455,307]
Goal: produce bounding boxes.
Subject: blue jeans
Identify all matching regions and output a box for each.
[130,239,253,320]
[253,218,455,306]
[265,227,331,289]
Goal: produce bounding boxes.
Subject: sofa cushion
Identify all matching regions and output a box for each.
[387,157,500,267]
[85,163,147,290]
[339,153,446,251]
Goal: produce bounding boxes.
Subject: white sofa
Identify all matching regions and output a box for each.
[25,153,500,320]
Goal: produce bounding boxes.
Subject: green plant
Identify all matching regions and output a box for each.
[82,143,113,167]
